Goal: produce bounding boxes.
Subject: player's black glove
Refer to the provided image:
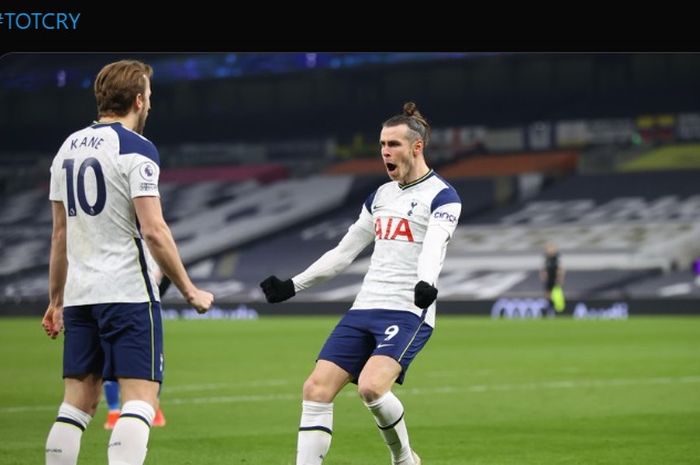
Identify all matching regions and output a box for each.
[158,276,172,297]
[260,275,296,303]
[414,280,438,308]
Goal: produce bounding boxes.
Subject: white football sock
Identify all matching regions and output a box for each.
[108,400,155,465]
[45,402,92,465]
[365,392,413,464]
[297,400,333,465]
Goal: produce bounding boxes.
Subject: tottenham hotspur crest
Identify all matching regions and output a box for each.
[407,200,418,216]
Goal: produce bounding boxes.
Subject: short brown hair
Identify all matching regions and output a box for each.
[94,60,153,117]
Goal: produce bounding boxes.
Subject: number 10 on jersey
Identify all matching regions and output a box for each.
[62,158,106,217]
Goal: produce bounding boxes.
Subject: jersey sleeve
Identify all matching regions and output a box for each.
[126,156,161,198]
[416,187,462,285]
[292,204,375,292]
[49,155,62,202]
[113,128,161,199]
[417,227,450,285]
[356,197,376,234]
[429,187,461,238]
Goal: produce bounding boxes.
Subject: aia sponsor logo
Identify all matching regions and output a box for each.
[374,217,414,242]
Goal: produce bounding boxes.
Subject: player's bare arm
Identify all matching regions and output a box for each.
[42,201,68,339]
[133,196,213,313]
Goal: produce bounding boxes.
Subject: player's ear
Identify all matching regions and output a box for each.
[135,93,144,111]
[413,139,423,156]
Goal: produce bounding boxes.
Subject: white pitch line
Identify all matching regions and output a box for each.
[2,375,698,414]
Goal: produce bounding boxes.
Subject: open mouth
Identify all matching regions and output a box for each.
[386,162,397,173]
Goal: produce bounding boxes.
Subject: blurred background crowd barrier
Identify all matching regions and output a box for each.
[2,52,699,316]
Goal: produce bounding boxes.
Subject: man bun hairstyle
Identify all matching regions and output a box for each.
[383,101,431,147]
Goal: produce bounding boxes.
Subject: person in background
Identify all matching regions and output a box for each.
[102,269,172,430]
[540,242,565,317]
[103,381,166,429]
[104,273,171,429]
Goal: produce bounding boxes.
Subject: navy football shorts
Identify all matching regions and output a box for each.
[318,309,433,384]
[62,302,163,382]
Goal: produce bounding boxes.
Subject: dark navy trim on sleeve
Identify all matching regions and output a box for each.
[431,187,461,212]
[364,189,378,213]
[109,123,160,165]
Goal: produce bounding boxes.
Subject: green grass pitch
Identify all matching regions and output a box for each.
[0,315,698,464]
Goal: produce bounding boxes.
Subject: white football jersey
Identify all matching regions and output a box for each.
[49,122,161,306]
[351,170,461,327]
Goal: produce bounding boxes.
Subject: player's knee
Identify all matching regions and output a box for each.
[302,377,334,402]
[88,398,100,415]
[357,381,384,403]
[64,398,98,416]
[64,392,100,416]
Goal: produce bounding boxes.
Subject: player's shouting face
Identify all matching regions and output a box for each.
[379,124,424,185]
